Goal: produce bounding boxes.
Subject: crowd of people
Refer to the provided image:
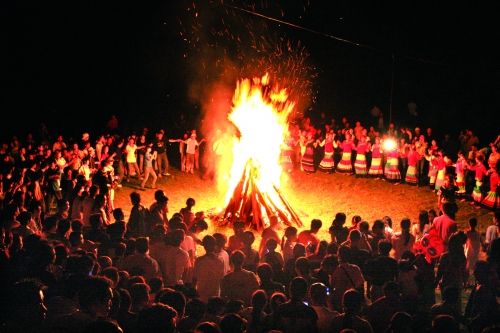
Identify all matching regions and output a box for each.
[284,117,499,211]
[0,117,499,333]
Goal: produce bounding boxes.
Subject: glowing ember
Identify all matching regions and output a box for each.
[216,74,302,230]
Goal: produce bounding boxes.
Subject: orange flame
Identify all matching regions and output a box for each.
[217,74,295,215]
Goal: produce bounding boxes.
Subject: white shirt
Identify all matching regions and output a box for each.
[185,138,199,154]
[216,249,231,274]
[485,225,499,245]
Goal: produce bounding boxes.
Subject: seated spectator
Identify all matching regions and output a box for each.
[298,219,322,255]
[313,254,338,289]
[276,277,318,333]
[330,288,373,333]
[242,289,268,333]
[220,313,247,333]
[264,239,285,277]
[259,215,281,256]
[177,298,206,333]
[220,250,259,306]
[364,240,398,302]
[391,218,415,260]
[329,213,349,245]
[159,229,190,286]
[136,303,177,333]
[200,296,225,324]
[365,281,406,333]
[309,282,338,333]
[430,286,463,324]
[120,237,160,281]
[241,231,260,272]
[51,276,113,333]
[193,235,225,302]
[195,322,222,333]
[431,314,459,333]
[179,197,196,228]
[3,279,48,333]
[330,246,365,311]
[257,263,285,297]
[213,233,230,274]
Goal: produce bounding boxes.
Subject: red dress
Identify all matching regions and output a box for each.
[405,151,420,185]
[384,149,401,181]
[369,144,383,176]
[319,140,335,172]
[482,170,499,209]
[354,142,368,175]
[337,140,354,173]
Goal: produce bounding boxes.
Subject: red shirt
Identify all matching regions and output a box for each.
[407,151,421,166]
[489,171,499,192]
[432,214,457,246]
[297,230,320,253]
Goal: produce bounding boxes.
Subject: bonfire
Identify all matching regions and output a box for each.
[216,74,302,231]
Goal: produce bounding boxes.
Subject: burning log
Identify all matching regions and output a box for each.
[214,74,302,232]
[218,160,302,231]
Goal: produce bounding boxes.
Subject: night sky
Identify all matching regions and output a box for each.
[2,1,499,142]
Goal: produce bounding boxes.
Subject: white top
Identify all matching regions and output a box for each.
[185,138,199,154]
[485,225,499,245]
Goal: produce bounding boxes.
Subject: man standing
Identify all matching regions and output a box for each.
[154,129,170,176]
[432,202,458,249]
[193,235,225,302]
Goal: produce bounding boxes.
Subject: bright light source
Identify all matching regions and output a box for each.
[383,138,397,151]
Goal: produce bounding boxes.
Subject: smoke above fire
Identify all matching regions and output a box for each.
[179,0,316,133]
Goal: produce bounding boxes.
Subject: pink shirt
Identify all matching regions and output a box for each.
[489,171,499,191]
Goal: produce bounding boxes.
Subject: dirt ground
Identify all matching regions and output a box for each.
[114,166,494,239]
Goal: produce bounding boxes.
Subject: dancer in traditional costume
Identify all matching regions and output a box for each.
[337,132,355,173]
[405,145,420,185]
[280,137,295,173]
[468,154,487,206]
[482,160,499,209]
[434,151,447,191]
[426,151,439,190]
[455,151,467,197]
[354,136,369,176]
[300,132,316,174]
[384,141,401,182]
[318,132,337,173]
[368,137,384,177]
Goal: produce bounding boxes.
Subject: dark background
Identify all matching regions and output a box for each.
[2,1,499,143]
